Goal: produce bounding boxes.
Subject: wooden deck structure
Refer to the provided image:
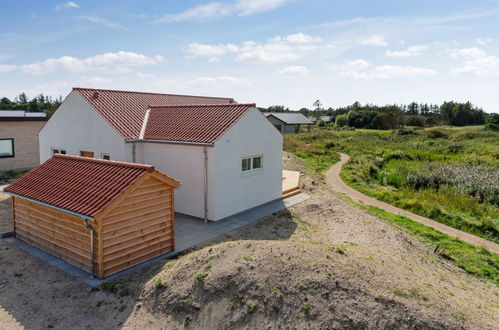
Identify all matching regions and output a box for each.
[5,154,180,278]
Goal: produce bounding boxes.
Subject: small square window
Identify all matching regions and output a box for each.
[252,156,262,169]
[0,139,14,158]
[242,158,251,171]
[52,148,66,155]
[102,154,110,160]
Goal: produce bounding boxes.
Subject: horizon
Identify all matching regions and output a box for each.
[1,1,498,112]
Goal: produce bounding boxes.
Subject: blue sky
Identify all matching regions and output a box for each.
[1,0,499,111]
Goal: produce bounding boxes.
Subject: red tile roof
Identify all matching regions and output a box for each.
[143,103,255,144]
[74,87,236,139]
[4,154,177,217]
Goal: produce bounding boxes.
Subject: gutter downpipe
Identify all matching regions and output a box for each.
[132,142,136,163]
[82,218,95,278]
[203,146,208,223]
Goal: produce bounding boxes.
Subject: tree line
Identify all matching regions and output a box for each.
[260,100,496,129]
[0,93,63,117]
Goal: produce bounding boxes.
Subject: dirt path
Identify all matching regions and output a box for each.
[326,153,499,254]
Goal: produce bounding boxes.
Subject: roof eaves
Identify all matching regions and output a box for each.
[5,191,95,219]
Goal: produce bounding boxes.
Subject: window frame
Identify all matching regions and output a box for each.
[51,148,67,155]
[101,153,110,160]
[0,138,15,158]
[241,155,263,175]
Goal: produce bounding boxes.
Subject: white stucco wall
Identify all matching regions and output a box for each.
[213,108,283,220]
[136,142,216,219]
[39,91,128,163]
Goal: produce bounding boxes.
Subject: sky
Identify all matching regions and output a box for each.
[1,0,499,112]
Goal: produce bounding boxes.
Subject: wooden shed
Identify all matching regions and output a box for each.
[4,154,180,278]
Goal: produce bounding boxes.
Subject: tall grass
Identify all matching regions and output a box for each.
[284,126,499,243]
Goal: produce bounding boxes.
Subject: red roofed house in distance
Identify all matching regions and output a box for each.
[38,88,283,221]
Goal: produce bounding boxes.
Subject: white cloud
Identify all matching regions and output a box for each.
[235,0,290,16]
[328,59,370,71]
[136,72,155,79]
[451,55,499,76]
[156,2,231,23]
[385,45,429,57]
[185,33,321,63]
[208,56,222,63]
[278,65,309,75]
[362,34,388,46]
[285,33,322,44]
[366,65,436,79]
[0,64,16,73]
[80,16,123,30]
[186,43,239,57]
[449,47,487,59]
[331,60,436,79]
[55,2,79,10]
[20,51,164,74]
[476,37,493,45]
[190,76,252,86]
[155,0,291,23]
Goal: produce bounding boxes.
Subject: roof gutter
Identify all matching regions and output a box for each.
[126,139,214,147]
[4,192,94,220]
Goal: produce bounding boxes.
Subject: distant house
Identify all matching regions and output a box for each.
[320,116,333,123]
[0,110,47,172]
[264,112,313,134]
[39,88,283,222]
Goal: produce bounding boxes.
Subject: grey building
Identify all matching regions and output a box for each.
[0,111,47,172]
[264,112,313,134]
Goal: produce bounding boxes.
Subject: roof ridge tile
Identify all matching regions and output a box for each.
[53,154,154,170]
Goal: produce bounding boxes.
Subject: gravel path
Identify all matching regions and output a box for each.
[326,153,499,254]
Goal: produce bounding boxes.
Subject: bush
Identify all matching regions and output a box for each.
[395,128,418,136]
[316,120,326,127]
[484,114,499,131]
[426,128,449,139]
[335,114,348,127]
[404,116,426,127]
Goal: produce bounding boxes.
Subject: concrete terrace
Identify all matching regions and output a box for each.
[2,193,310,286]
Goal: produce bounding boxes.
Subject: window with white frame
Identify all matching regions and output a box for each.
[0,139,14,158]
[52,148,66,155]
[242,155,263,172]
[101,153,110,160]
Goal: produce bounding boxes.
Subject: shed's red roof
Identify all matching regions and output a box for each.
[4,154,173,217]
[143,103,255,143]
[74,87,236,140]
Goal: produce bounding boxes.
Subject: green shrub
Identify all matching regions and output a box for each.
[335,114,348,127]
[426,128,449,139]
[195,273,208,282]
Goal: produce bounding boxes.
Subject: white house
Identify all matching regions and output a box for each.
[39,88,283,221]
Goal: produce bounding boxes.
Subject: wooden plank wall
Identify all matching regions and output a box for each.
[100,176,174,278]
[13,197,97,273]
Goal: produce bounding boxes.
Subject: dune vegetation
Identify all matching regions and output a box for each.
[285,126,498,238]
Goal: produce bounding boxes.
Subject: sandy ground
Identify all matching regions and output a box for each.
[0,154,497,329]
[0,193,12,233]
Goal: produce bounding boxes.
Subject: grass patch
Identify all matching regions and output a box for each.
[194,273,208,283]
[154,278,167,289]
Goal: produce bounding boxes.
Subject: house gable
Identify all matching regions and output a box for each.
[39,91,127,163]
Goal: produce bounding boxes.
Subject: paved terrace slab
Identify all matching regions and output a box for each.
[2,193,310,286]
